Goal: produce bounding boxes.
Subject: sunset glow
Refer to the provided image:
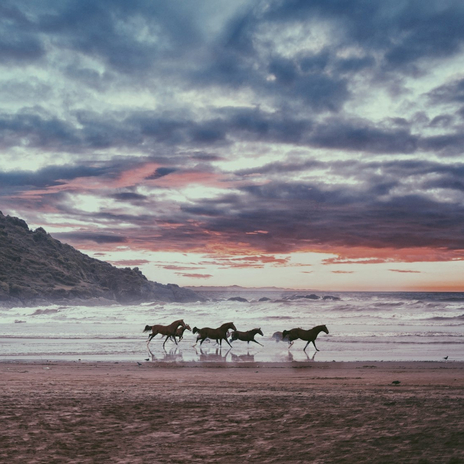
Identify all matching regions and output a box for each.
[1,1,464,291]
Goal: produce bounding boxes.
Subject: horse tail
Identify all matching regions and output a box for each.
[192,327,199,334]
[143,325,152,333]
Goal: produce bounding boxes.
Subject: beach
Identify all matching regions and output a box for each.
[1,360,463,463]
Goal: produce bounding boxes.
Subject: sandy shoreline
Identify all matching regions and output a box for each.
[2,361,464,463]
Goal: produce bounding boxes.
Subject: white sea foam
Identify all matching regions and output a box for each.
[0,291,463,362]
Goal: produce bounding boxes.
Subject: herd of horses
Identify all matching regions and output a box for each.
[143,319,329,352]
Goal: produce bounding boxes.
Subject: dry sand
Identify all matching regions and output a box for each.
[1,360,463,463]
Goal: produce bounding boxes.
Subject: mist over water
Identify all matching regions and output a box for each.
[1,291,463,363]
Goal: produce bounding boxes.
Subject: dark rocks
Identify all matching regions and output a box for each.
[286,294,341,301]
[288,294,320,300]
[228,296,248,302]
[0,211,203,306]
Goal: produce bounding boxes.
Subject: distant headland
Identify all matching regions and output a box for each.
[0,211,203,307]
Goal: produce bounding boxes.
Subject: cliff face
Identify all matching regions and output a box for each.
[0,211,202,306]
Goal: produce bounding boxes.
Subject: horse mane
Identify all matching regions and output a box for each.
[192,327,199,334]
[143,325,152,333]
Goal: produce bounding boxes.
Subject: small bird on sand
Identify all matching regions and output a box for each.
[137,362,142,366]
[391,380,401,385]
[444,356,448,360]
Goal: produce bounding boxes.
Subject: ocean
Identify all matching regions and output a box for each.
[1,290,463,363]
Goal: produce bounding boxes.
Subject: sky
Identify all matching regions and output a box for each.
[1,0,464,291]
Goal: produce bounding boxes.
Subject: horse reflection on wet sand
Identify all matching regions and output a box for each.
[147,346,183,363]
[192,322,237,347]
[143,319,187,349]
[197,347,231,362]
[282,325,329,352]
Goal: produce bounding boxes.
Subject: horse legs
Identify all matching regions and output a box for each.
[303,340,319,351]
[288,341,294,349]
[224,338,232,348]
[312,340,319,351]
[251,339,264,347]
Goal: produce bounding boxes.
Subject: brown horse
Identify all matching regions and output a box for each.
[282,324,329,352]
[143,319,187,349]
[230,328,264,346]
[192,322,237,347]
[168,324,191,343]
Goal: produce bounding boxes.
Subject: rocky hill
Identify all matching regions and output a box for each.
[0,211,202,306]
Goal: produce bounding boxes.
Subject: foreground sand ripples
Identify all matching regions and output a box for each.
[1,361,463,463]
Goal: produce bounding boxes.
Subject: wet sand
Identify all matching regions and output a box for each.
[1,360,463,463]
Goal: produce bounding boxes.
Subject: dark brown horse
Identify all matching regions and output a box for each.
[143,319,187,349]
[192,322,237,347]
[230,328,264,346]
[168,324,191,343]
[282,324,329,351]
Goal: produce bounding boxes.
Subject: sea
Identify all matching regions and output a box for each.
[1,290,463,363]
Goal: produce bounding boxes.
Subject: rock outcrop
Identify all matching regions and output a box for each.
[0,211,203,306]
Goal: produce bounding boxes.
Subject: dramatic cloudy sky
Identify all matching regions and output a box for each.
[2,0,464,291]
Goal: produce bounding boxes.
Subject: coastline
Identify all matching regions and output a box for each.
[2,360,463,463]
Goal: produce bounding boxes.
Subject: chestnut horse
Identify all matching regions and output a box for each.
[282,324,329,352]
[192,322,237,347]
[230,328,264,346]
[168,324,191,344]
[143,319,187,349]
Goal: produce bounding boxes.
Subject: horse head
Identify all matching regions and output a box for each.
[282,330,289,339]
[321,325,329,334]
[184,324,192,331]
[192,327,199,334]
[221,322,236,332]
[257,328,264,336]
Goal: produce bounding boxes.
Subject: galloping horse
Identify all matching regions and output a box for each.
[282,324,329,352]
[168,324,191,344]
[143,319,187,349]
[230,328,264,346]
[192,322,237,347]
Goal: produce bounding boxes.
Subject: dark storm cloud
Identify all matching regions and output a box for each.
[176,180,464,255]
[169,156,464,256]
[221,107,312,144]
[0,165,107,189]
[7,103,462,158]
[427,78,464,105]
[37,0,202,75]
[260,0,464,72]
[145,168,177,180]
[0,111,79,150]
[0,4,45,63]
[56,231,128,245]
[310,118,419,154]
[2,0,464,267]
[110,192,148,202]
